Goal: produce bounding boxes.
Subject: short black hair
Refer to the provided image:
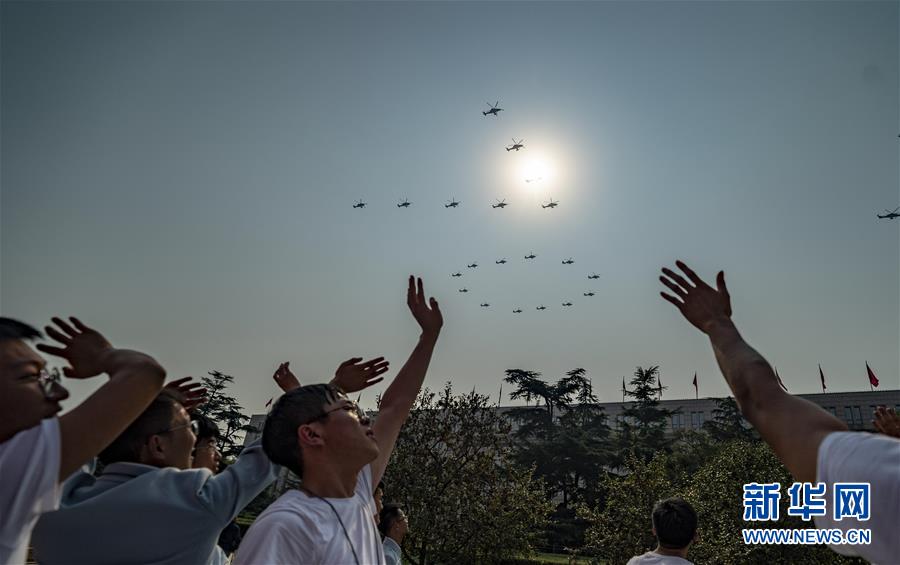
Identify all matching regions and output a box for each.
[378,503,404,537]
[98,389,184,465]
[262,383,344,478]
[652,497,698,550]
[193,414,220,442]
[0,318,41,341]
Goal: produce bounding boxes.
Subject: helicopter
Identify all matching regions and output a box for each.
[525,177,543,184]
[513,308,523,314]
[451,272,462,277]
[877,207,899,219]
[483,101,503,117]
[458,288,468,293]
[588,273,601,280]
[397,198,411,208]
[506,138,525,152]
[445,198,460,208]
[583,292,595,297]
[562,258,574,265]
[524,252,537,260]
[467,263,478,269]
[496,258,507,265]
[562,302,573,307]
[480,303,490,308]
[536,305,547,311]
[492,199,509,209]
[352,200,366,209]
[541,198,558,209]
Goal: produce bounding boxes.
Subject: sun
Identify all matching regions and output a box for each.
[519,155,554,187]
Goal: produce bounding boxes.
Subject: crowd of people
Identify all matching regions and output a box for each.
[1,265,898,564]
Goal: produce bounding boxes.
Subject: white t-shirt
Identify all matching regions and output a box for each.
[626,551,693,565]
[0,418,61,564]
[814,431,900,564]
[235,465,385,565]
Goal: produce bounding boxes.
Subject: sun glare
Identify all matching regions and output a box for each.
[518,154,556,196]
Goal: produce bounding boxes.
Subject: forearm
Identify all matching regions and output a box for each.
[705,319,779,410]
[380,333,438,411]
[58,350,166,479]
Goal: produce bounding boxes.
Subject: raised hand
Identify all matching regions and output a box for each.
[659,261,733,334]
[164,377,208,413]
[36,317,115,379]
[873,406,900,438]
[407,276,443,338]
[273,362,301,393]
[333,357,390,393]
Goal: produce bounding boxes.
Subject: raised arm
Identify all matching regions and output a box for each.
[659,261,846,482]
[36,317,166,481]
[371,276,442,486]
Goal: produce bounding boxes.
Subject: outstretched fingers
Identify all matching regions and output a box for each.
[660,268,693,295]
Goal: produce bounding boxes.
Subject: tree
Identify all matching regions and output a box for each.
[382,384,551,565]
[194,370,255,459]
[702,397,758,443]
[504,369,613,508]
[579,453,680,564]
[618,366,675,462]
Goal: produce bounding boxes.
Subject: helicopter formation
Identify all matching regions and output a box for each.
[350,99,590,316]
[352,101,561,211]
[351,196,559,210]
[448,251,600,313]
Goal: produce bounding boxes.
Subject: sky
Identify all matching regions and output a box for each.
[2,1,898,416]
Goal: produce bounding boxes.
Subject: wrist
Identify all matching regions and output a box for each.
[701,317,736,336]
[419,330,440,345]
[101,349,165,379]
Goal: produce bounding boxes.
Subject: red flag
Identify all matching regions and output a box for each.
[265,397,273,408]
[657,374,663,396]
[819,364,826,392]
[866,362,880,388]
[692,372,698,399]
[774,367,787,391]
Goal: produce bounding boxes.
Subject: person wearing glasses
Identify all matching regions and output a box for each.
[379,504,409,565]
[235,276,443,565]
[0,316,166,564]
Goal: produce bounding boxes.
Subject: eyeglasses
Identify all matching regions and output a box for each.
[306,401,369,425]
[36,368,62,399]
[156,420,199,436]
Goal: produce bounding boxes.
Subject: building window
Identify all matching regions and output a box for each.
[671,414,684,430]
[852,406,862,427]
[690,411,704,429]
[844,406,853,425]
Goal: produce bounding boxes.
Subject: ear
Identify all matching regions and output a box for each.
[298,423,325,447]
[146,434,166,462]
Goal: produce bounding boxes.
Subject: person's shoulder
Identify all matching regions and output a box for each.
[0,417,60,455]
[257,490,328,524]
[819,431,900,473]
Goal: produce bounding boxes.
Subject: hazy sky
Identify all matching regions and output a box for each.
[2,1,898,415]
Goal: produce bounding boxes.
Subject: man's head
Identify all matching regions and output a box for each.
[98,389,197,469]
[191,414,222,473]
[262,383,378,479]
[0,318,69,438]
[651,497,698,553]
[378,504,409,542]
